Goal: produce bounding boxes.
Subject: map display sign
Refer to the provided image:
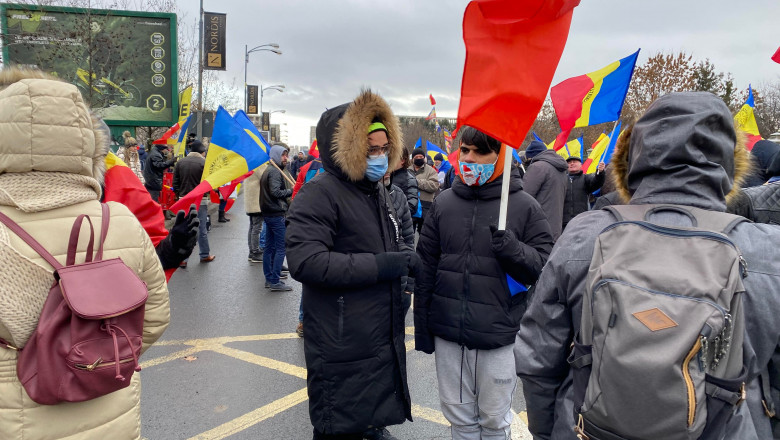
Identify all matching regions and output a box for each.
[1,4,178,126]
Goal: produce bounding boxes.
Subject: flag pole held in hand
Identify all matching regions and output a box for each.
[498,144,513,231]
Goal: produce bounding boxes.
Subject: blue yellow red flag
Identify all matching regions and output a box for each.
[426,141,448,161]
[168,107,270,212]
[733,85,762,150]
[426,108,437,121]
[234,109,272,156]
[583,133,610,174]
[551,50,639,150]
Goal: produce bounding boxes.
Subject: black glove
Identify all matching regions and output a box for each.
[374,252,410,281]
[156,208,199,269]
[406,251,422,279]
[489,224,521,260]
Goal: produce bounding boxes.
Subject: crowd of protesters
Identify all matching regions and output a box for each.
[0,67,779,440]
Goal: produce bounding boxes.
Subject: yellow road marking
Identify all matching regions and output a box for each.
[187,387,309,440]
[411,404,449,425]
[154,332,301,346]
[140,346,200,369]
[209,345,307,379]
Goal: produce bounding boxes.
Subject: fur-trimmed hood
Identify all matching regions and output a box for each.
[315,89,403,183]
[0,67,109,183]
[610,92,752,212]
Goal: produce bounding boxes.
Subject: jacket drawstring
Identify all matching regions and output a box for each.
[460,345,465,403]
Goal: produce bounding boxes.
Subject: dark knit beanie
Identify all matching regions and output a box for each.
[434,153,444,161]
[525,140,547,159]
[412,148,426,158]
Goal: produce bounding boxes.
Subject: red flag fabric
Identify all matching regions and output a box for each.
[169,181,212,214]
[308,139,319,158]
[429,94,436,106]
[456,0,579,147]
[773,47,780,64]
[153,122,181,145]
[103,153,168,247]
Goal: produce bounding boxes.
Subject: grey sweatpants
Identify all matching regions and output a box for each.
[434,337,516,440]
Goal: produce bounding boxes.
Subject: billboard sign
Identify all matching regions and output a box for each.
[1,4,178,126]
[247,85,258,114]
[203,12,226,70]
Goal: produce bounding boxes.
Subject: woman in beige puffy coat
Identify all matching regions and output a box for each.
[0,68,170,439]
[118,131,145,184]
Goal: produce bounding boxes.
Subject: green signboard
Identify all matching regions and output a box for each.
[1,3,178,126]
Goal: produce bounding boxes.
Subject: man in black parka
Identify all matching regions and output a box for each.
[415,127,553,439]
[286,89,419,440]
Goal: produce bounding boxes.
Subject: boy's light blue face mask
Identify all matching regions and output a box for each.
[365,154,389,182]
[458,159,497,186]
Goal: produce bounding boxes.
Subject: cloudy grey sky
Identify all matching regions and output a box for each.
[181,0,780,146]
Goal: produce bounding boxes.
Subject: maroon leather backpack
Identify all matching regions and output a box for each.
[0,204,148,405]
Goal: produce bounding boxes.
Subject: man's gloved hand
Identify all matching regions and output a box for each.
[489,224,521,261]
[156,207,199,270]
[406,251,422,278]
[375,252,411,281]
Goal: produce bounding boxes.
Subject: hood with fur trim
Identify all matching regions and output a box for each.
[0,68,109,183]
[315,89,402,183]
[611,92,752,212]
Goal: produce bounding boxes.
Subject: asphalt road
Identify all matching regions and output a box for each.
[140,195,532,440]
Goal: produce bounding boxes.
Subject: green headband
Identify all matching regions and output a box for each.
[368,122,387,134]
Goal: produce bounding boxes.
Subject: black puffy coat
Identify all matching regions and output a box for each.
[562,171,605,229]
[388,183,415,293]
[729,182,780,225]
[414,168,553,353]
[285,90,411,435]
[390,167,419,215]
[260,164,292,217]
[143,146,175,191]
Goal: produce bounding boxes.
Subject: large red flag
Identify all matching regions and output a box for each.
[456,0,579,147]
[773,47,780,64]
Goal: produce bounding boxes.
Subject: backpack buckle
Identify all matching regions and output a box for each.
[574,414,590,440]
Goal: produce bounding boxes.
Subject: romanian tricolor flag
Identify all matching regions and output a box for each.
[168,107,271,213]
[426,108,437,121]
[546,137,583,160]
[551,50,639,150]
[582,133,609,174]
[234,109,272,156]
[733,85,762,151]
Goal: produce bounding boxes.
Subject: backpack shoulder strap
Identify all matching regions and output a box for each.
[0,211,63,270]
[95,203,110,261]
[604,204,748,234]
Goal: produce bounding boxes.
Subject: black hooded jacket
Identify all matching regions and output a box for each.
[743,140,780,187]
[414,167,553,352]
[285,90,411,434]
[523,150,568,240]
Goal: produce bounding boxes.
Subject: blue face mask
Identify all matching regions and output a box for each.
[458,160,496,186]
[365,154,389,182]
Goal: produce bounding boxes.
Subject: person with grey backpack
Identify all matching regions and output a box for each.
[515,92,780,439]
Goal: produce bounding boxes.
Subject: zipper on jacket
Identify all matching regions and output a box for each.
[683,337,702,427]
[337,296,344,342]
[460,196,479,345]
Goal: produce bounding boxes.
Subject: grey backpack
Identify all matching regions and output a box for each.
[570,204,749,440]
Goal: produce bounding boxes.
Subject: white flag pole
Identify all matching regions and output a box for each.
[498,144,513,230]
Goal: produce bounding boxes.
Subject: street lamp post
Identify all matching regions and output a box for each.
[244,43,282,112]
[260,85,285,113]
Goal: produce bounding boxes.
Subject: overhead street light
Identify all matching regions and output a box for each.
[243,43,282,112]
[260,84,285,113]
[269,109,286,115]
